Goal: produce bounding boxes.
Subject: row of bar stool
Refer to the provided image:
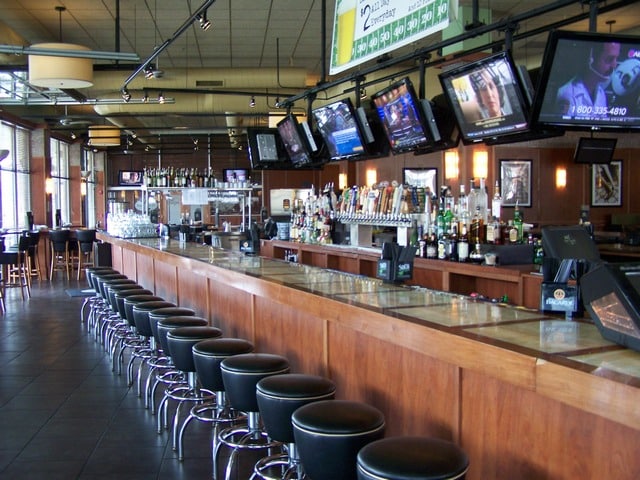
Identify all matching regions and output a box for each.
[82,266,469,480]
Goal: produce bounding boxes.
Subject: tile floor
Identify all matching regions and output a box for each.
[0,275,249,479]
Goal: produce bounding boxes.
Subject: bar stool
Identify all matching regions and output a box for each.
[292,400,386,480]
[164,325,223,451]
[145,307,197,411]
[49,229,76,280]
[80,266,117,324]
[254,374,336,480]
[155,316,209,430]
[356,436,469,480]
[177,337,255,461]
[25,230,43,283]
[214,353,290,480]
[1,235,31,300]
[75,229,96,280]
[117,299,176,380]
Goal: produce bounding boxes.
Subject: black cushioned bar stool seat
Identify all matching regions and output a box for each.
[214,353,290,480]
[357,436,469,480]
[154,316,209,432]
[177,337,254,461]
[144,307,196,412]
[254,374,337,480]
[292,399,386,480]
[162,326,223,451]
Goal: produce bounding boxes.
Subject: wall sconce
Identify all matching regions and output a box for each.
[473,150,489,179]
[366,168,377,187]
[444,150,459,180]
[45,177,54,195]
[556,167,567,188]
[80,181,87,196]
[338,173,348,190]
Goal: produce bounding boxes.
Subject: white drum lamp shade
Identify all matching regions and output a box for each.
[88,126,121,147]
[28,43,94,88]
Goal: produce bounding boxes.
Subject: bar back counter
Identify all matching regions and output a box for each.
[99,233,640,479]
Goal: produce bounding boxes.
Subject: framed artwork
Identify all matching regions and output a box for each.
[500,159,532,207]
[591,160,622,207]
[402,168,438,196]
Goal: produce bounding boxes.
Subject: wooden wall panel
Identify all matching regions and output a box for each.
[176,268,208,317]
[461,369,640,480]
[208,281,253,339]
[253,296,326,376]
[153,260,178,304]
[120,248,137,280]
[328,321,460,439]
[135,254,154,292]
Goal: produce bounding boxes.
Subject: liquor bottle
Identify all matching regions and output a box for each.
[447,224,458,262]
[426,228,437,259]
[457,224,469,262]
[470,206,484,245]
[513,203,524,243]
[467,179,478,220]
[485,216,499,244]
[477,178,489,223]
[491,180,502,222]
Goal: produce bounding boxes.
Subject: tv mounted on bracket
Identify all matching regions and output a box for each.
[438,50,533,144]
[413,93,460,155]
[276,114,326,168]
[531,29,640,131]
[312,98,369,160]
[573,137,617,164]
[246,127,292,170]
[371,76,440,154]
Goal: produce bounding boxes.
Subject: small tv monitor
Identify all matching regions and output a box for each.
[222,168,249,183]
[438,51,532,144]
[312,98,368,160]
[573,137,617,164]
[581,262,640,352]
[371,77,436,154]
[246,127,291,170]
[531,30,640,131]
[277,114,319,167]
[118,170,143,186]
[542,225,601,262]
[414,93,460,155]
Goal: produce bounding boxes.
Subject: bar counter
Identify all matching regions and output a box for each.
[99,233,640,479]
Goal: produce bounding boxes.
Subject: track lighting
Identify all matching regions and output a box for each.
[197,11,211,30]
[249,96,256,108]
[144,65,155,79]
[70,132,76,140]
[142,91,149,103]
[360,87,367,99]
[121,87,131,102]
[275,96,281,108]
[158,91,165,104]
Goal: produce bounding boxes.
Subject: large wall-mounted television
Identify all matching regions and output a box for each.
[312,98,369,161]
[276,114,325,168]
[531,30,640,131]
[246,127,292,170]
[371,77,439,154]
[438,51,532,144]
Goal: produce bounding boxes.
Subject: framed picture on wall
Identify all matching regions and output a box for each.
[591,160,622,207]
[499,160,532,207]
[402,168,438,196]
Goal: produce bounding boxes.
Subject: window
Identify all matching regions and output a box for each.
[82,149,97,228]
[50,137,70,226]
[0,121,31,234]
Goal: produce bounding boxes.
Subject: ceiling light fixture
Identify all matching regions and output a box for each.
[197,11,212,30]
[249,96,256,108]
[144,65,155,79]
[158,92,165,104]
[360,87,367,99]
[28,6,94,88]
[121,87,131,102]
[70,132,77,140]
[142,91,149,103]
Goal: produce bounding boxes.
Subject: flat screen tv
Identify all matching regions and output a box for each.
[541,225,601,262]
[573,137,617,164]
[438,51,532,144]
[413,93,460,155]
[531,30,640,131]
[276,114,323,168]
[118,170,143,186]
[312,98,368,160]
[246,127,292,170]
[222,168,249,183]
[371,77,437,154]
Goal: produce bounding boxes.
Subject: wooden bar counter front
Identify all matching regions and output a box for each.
[99,233,640,480]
